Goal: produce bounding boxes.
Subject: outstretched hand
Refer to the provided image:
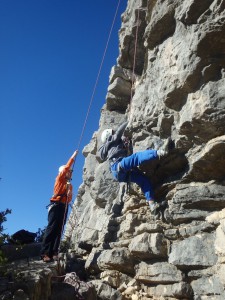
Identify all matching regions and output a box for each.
[72,149,78,159]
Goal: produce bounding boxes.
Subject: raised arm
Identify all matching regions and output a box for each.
[113,121,128,142]
[65,150,79,170]
[71,149,78,160]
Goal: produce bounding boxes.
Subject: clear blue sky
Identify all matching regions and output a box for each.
[0,0,127,235]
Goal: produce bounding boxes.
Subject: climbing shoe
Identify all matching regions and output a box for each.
[149,202,160,215]
[157,137,172,158]
[149,201,168,215]
[157,149,167,158]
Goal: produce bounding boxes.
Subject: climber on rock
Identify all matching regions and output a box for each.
[40,149,78,262]
[98,121,170,215]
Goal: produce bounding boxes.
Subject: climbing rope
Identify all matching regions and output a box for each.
[125,7,141,195]
[58,4,142,254]
[76,0,122,154]
[130,7,140,102]
[58,181,70,251]
[58,0,122,247]
[69,0,122,176]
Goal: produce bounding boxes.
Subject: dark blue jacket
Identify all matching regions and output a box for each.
[98,122,128,162]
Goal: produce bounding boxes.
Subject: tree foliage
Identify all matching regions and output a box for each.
[0,209,11,264]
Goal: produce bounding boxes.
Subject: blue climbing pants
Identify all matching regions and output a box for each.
[110,150,158,201]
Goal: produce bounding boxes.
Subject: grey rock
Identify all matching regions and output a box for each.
[106,77,131,111]
[187,136,225,182]
[128,232,167,259]
[85,248,102,274]
[97,248,134,275]
[90,162,119,208]
[175,0,214,25]
[135,223,163,235]
[178,80,225,145]
[168,183,225,224]
[118,1,147,74]
[109,65,137,84]
[169,233,218,269]
[145,0,178,49]
[191,276,225,300]
[149,282,193,299]
[100,270,132,289]
[135,262,183,284]
[90,280,122,300]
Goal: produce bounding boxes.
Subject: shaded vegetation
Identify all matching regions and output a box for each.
[0,209,11,265]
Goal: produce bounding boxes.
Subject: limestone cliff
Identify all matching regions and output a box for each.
[65,0,225,299]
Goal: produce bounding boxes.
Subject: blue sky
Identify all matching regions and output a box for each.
[0,0,127,235]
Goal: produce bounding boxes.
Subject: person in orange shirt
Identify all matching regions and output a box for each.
[41,149,78,262]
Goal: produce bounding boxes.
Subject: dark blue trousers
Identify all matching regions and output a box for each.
[110,149,158,201]
[40,202,68,258]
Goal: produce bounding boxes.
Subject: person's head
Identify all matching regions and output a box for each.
[58,165,65,173]
[101,128,113,143]
[58,165,72,178]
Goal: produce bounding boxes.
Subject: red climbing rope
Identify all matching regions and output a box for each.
[130,7,140,101]
[59,0,122,247]
[76,0,122,153]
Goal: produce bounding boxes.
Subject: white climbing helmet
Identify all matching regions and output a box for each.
[101,128,113,143]
[58,165,66,173]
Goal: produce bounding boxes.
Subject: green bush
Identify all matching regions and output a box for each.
[0,209,11,265]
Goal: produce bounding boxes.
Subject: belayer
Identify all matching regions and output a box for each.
[98,121,170,215]
[41,149,78,262]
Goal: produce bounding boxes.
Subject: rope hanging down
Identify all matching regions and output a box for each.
[69,4,141,202]
[130,7,140,101]
[76,0,122,153]
[70,0,122,175]
[59,0,122,247]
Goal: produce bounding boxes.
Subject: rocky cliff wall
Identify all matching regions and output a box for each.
[66,0,225,299]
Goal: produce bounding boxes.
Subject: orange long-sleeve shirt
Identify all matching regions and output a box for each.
[50,157,74,204]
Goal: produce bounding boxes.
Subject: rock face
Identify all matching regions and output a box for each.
[65,0,225,299]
